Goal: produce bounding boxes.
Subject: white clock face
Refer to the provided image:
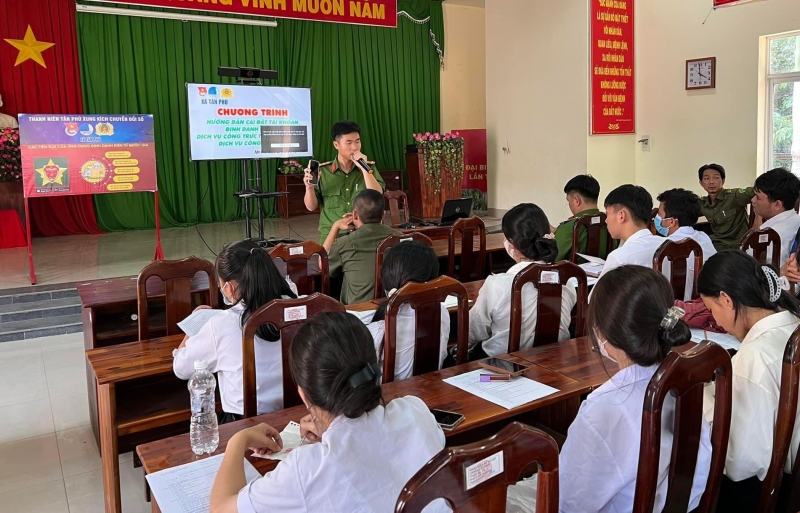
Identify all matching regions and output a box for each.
[687,60,714,88]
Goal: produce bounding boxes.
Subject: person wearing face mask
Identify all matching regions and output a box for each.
[467,203,577,359]
[210,312,449,513]
[699,250,800,513]
[654,188,716,300]
[172,240,298,423]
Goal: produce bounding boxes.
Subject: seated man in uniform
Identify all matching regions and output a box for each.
[750,167,800,268]
[304,120,385,243]
[698,163,754,251]
[552,174,608,262]
[324,189,402,305]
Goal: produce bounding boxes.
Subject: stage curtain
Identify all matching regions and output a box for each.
[77,1,443,231]
[0,0,103,237]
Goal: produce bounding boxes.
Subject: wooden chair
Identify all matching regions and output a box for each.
[569,212,614,262]
[384,190,409,227]
[757,325,800,513]
[395,421,560,513]
[633,340,733,513]
[241,293,345,417]
[508,262,588,352]
[374,233,434,299]
[136,256,219,341]
[739,227,781,268]
[447,216,487,282]
[383,276,469,383]
[653,238,704,301]
[269,241,329,296]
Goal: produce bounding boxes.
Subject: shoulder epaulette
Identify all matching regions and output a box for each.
[319,161,333,167]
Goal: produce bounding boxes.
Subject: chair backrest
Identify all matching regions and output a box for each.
[136,256,219,341]
[653,238,704,301]
[395,422,560,513]
[374,233,435,299]
[633,340,733,513]
[739,228,781,269]
[384,190,409,227]
[383,275,469,383]
[758,325,800,513]
[508,262,588,352]
[269,241,329,296]
[240,293,345,418]
[569,212,614,262]
[448,216,487,282]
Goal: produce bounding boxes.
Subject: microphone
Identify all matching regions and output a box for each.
[354,156,372,172]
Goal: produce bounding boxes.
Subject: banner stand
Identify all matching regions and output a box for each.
[153,191,163,261]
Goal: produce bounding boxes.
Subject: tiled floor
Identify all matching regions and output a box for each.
[0,332,150,513]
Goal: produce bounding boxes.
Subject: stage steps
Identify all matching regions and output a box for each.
[0,285,82,342]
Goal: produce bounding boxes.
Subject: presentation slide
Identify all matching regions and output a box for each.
[187,84,313,161]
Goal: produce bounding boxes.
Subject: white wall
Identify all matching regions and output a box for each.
[441,3,486,133]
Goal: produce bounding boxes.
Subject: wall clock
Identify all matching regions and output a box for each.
[686,57,716,90]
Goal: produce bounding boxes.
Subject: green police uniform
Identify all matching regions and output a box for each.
[553,208,609,262]
[328,223,402,305]
[700,187,755,251]
[315,158,386,243]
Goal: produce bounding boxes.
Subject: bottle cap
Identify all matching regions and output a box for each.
[194,360,208,370]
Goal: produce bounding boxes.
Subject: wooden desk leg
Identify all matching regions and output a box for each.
[98,383,121,513]
[151,497,162,513]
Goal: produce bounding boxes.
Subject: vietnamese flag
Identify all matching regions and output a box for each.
[713,0,763,7]
[0,0,101,236]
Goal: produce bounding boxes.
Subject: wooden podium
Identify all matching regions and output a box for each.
[405,145,463,220]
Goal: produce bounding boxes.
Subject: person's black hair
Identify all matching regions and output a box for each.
[754,167,800,212]
[588,265,691,367]
[215,240,297,341]
[563,174,600,202]
[698,163,726,182]
[603,184,653,226]
[656,188,702,227]
[371,241,439,323]
[290,312,383,418]
[331,120,361,141]
[501,203,557,263]
[353,189,384,224]
[697,250,800,320]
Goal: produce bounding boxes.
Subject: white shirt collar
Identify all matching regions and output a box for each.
[741,310,800,346]
[592,364,658,396]
[672,226,695,237]
[506,260,546,275]
[761,209,797,228]
[624,228,653,244]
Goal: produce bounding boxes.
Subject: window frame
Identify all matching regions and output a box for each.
[765,32,800,173]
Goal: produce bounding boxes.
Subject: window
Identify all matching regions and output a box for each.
[767,33,800,173]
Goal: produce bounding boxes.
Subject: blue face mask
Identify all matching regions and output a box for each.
[654,214,670,236]
[221,282,235,306]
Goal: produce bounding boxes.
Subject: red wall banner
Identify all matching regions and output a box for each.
[82,0,398,27]
[714,0,757,7]
[590,0,635,135]
[458,129,487,211]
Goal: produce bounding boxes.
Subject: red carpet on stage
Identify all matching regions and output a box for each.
[0,209,25,248]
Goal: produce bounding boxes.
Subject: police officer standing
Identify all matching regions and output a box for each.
[304,121,385,243]
[697,163,754,251]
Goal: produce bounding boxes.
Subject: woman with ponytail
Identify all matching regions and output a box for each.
[468,203,577,358]
[173,240,297,423]
[698,250,800,512]
[210,312,449,513]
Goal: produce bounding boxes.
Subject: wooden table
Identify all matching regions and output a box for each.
[430,231,506,258]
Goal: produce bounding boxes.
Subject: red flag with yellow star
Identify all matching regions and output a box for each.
[0,0,101,236]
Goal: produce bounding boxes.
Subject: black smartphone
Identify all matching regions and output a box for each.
[308,159,320,185]
[477,357,529,377]
[429,408,465,431]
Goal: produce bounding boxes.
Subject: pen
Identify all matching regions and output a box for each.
[299,434,308,446]
[704,330,709,341]
[480,374,511,382]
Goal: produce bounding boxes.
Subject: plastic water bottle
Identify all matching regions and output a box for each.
[189,360,219,455]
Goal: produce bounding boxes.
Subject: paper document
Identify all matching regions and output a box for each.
[347,310,377,324]
[577,255,605,278]
[250,421,304,461]
[442,295,472,309]
[577,254,606,265]
[145,453,260,513]
[443,369,559,410]
[178,309,223,337]
[690,329,741,352]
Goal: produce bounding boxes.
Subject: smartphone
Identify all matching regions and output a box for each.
[477,357,530,377]
[308,160,320,185]
[429,408,465,431]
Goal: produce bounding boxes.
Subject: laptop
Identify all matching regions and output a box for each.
[437,198,473,226]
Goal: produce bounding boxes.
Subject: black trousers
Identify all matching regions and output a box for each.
[218,411,244,425]
[715,475,762,513]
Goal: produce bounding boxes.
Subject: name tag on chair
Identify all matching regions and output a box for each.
[464,451,504,490]
[759,234,769,244]
[284,305,307,322]
[400,237,412,243]
[591,216,601,225]
[289,246,304,256]
[540,271,560,284]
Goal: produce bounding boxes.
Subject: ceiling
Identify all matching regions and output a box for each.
[446,0,485,8]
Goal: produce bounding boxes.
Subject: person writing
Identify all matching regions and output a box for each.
[324,189,402,305]
[750,167,800,268]
[552,174,609,262]
[470,203,576,358]
[697,163,755,251]
[172,240,297,423]
[209,312,448,513]
[699,251,800,513]
[304,120,385,243]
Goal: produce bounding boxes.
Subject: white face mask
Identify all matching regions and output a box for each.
[598,338,617,363]
[221,282,235,306]
[503,239,516,260]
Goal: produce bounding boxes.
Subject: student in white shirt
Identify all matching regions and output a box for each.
[210,312,449,513]
[469,203,576,357]
[173,240,298,423]
[654,188,717,300]
[368,241,449,380]
[751,167,800,268]
[508,265,712,512]
[599,184,665,277]
[698,250,800,513]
